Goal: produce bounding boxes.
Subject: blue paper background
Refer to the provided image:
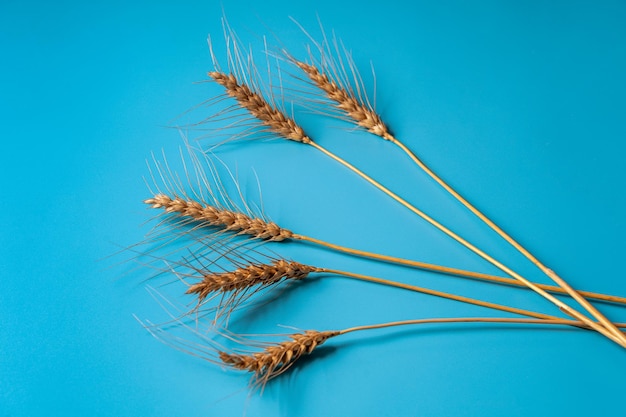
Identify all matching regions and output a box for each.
[2,1,625,416]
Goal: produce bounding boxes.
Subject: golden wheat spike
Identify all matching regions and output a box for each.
[208,71,312,144]
[187,259,318,301]
[145,194,294,241]
[294,60,392,139]
[218,330,339,385]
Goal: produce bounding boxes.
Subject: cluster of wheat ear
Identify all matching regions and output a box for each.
[135,20,626,388]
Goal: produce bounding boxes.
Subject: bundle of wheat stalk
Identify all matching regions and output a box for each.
[135,19,626,389]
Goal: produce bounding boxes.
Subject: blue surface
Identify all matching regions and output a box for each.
[1,1,626,416]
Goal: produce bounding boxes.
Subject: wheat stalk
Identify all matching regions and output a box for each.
[301,235,626,305]
[312,123,626,346]
[219,315,626,387]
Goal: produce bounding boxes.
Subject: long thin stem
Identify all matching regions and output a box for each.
[308,140,626,347]
[320,268,560,321]
[296,234,626,305]
[338,316,626,336]
[321,268,626,333]
[387,136,626,345]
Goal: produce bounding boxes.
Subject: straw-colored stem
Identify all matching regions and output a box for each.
[321,268,626,332]
[296,234,626,305]
[308,141,626,348]
[387,136,626,345]
[320,268,560,322]
[338,316,626,336]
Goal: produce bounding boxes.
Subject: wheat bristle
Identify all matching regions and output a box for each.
[186,259,319,301]
[219,330,338,381]
[208,71,312,144]
[295,61,391,140]
[144,194,294,241]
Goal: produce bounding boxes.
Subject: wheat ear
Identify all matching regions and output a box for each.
[145,194,294,241]
[293,60,392,139]
[219,330,338,386]
[208,71,312,144]
[186,259,317,320]
[292,52,626,346]
[187,259,316,300]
